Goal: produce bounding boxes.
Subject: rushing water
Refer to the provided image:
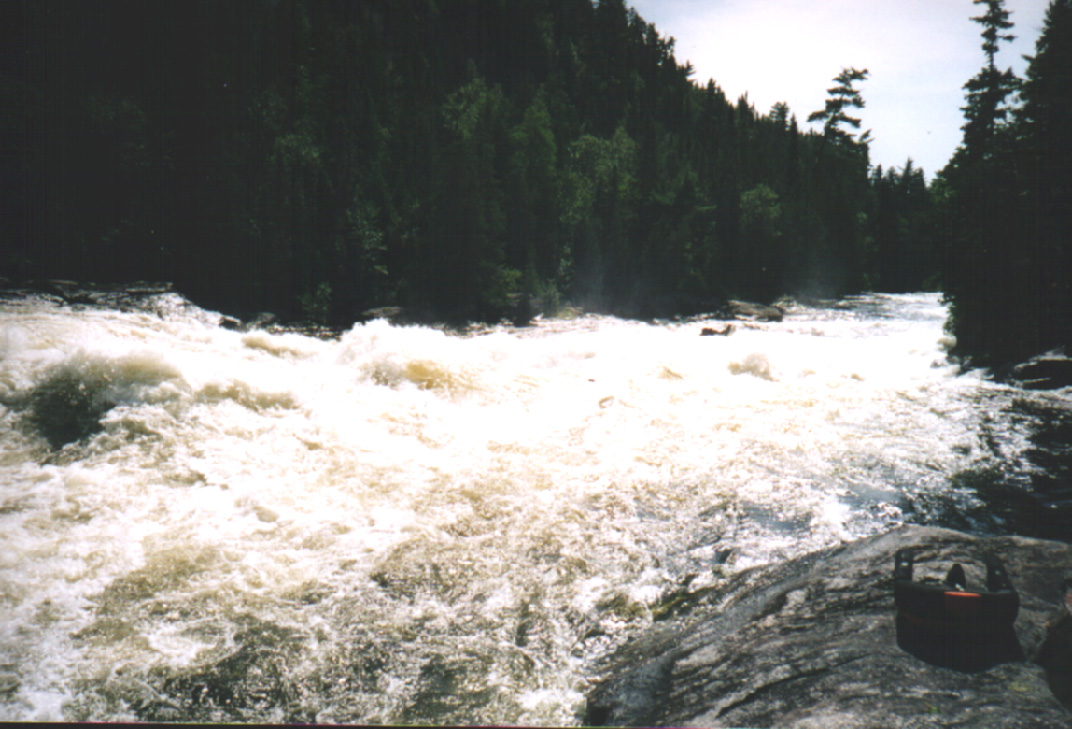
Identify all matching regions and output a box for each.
[0,291,1064,723]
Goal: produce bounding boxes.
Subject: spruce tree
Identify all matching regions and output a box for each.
[770,102,790,129]
[961,0,1019,157]
[942,0,1025,364]
[1015,0,1072,355]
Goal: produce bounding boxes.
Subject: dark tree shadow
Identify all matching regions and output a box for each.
[1036,614,1072,711]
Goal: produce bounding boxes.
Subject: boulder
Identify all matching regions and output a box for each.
[700,325,735,337]
[359,306,406,323]
[1012,350,1072,390]
[506,294,542,327]
[219,311,277,332]
[728,300,784,323]
[585,526,1072,728]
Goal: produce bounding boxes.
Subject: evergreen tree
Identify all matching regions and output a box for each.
[941,0,1024,363]
[941,0,1072,365]
[868,159,936,292]
[807,68,870,146]
[961,0,1019,157]
[738,183,783,300]
[770,102,790,130]
[1012,0,1072,355]
[799,68,873,295]
[4,0,904,323]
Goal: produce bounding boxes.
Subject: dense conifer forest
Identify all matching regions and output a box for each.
[2,0,1069,368]
[939,0,1072,367]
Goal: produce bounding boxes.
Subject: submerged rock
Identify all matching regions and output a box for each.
[219,311,277,332]
[585,526,1072,728]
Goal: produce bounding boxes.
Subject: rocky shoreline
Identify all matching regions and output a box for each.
[584,525,1072,728]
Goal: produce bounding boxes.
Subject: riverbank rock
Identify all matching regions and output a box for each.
[585,525,1072,728]
[727,300,784,322]
[1012,349,1072,390]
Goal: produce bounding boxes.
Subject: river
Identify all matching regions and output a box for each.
[0,290,1067,723]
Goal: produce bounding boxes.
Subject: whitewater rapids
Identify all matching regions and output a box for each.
[0,292,1041,723]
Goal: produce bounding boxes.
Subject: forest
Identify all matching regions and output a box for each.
[2,0,1069,368]
[938,0,1072,367]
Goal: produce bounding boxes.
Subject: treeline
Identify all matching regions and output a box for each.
[938,0,1072,367]
[3,0,937,324]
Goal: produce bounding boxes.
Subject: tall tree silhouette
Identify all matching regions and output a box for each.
[1013,0,1072,356]
[961,0,1019,157]
[940,0,1023,363]
[808,67,870,146]
[941,0,1072,365]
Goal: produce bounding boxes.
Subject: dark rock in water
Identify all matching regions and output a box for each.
[219,311,277,332]
[29,368,116,449]
[509,294,544,327]
[40,279,81,295]
[249,312,277,327]
[359,306,406,323]
[585,526,1072,728]
[631,293,728,321]
[727,300,784,323]
[15,281,177,312]
[1013,350,1072,390]
[700,325,734,337]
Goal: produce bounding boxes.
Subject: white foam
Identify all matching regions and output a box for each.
[0,293,1032,723]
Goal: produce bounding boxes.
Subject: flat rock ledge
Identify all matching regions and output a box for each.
[585,526,1072,728]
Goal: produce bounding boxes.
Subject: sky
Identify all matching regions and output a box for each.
[628,0,1051,180]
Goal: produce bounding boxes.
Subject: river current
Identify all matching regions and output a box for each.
[0,291,1063,723]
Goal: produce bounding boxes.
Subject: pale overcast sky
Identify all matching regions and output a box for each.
[628,0,1051,180]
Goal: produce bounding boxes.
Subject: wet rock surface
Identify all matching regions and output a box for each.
[585,526,1072,728]
[1006,393,1072,541]
[1012,350,1072,390]
[727,300,784,323]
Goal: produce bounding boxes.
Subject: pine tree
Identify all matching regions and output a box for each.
[807,67,869,146]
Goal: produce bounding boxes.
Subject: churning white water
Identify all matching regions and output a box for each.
[0,292,1040,723]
